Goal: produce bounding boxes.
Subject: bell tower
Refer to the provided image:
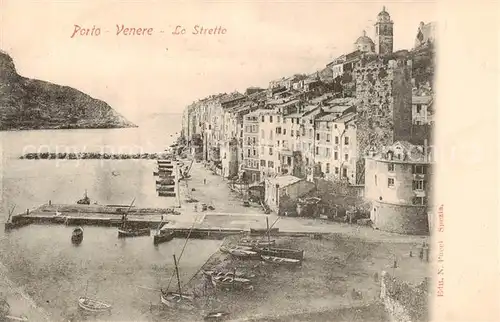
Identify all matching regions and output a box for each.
[374,6,394,55]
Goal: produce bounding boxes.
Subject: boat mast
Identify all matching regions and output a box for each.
[84,280,89,297]
[266,217,271,244]
[173,254,182,295]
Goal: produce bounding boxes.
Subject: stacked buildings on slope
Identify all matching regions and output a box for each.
[180,7,436,235]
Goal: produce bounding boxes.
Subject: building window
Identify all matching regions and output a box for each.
[247,149,251,157]
[345,137,349,145]
[261,116,264,122]
[290,130,294,137]
[309,119,313,124]
[388,178,395,187]
[412,165,427,174]
[342,168,347,177]
[316,133,320,140]
[283,129,287,135]
[252,137,256,144]
[388,163,395,172]
[326,163,330,173]
[412,197,426,205]
[276,140,280,147]
[326,134,331,142]
[276,127,281,134]
[413,180,426,190]
[326,148,330,157]
[260,160,266,166]
[334,167,339,175]
[269,147,273,155]
[416,104,422,113]
[253,149,256,156]
[334,124,337,129]
[334,152,338,160]
[315,147,319,155]
[270,115,273,123]
[344,154,348,161]
[335,136,339,144]
[287,156,292,165]
[268,161,274,168]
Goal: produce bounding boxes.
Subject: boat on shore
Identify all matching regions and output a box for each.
[78,297,112,313]
[160,254,195,309]
[204,311,230,321]
[220,246,259,259]
[238,239,276,247]
[71,227,84,244]
[154,229,175,245]
[202,270,255,279]
[261,255,301,266]
[211,275,252,289]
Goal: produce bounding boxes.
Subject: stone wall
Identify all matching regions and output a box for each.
[370,200,429,235]
[380,271,429,322]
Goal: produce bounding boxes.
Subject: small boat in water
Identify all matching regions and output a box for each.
[261,255,301,266]
[154,229,175,245]
[78,297,112,313]
[71,227,84,244]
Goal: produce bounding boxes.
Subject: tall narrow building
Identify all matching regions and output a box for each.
[374,6,394,56]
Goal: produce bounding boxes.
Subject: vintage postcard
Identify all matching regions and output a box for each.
[0,0,498,321]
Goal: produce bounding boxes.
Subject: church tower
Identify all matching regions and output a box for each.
[374,6,394,55]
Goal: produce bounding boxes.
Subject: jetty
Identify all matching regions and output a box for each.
[19,152,174,160]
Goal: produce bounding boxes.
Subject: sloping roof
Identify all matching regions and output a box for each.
[246,109,276,117]
[268,175,302,188]
[277,99,301,108]
[284,112,304,118]
[369,140,431,164]
[316,111,356,123]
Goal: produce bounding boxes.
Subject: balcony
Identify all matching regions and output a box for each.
[413,173,426,180]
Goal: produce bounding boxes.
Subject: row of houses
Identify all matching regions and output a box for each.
[180,7,435,235]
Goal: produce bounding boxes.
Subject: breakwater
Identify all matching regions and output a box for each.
[19,152,174,160]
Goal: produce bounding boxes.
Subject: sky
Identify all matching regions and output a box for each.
[1,0,437,123]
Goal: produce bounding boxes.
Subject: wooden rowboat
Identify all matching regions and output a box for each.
[219,246,259,259]
[238,239,276,247]
[211,275,251,288]
[204,311,230,321]
[160,291,194,309]
[71,227,84,244]
[78,297,112,313]
[202,270,255,279]
[154,229,175,245]
[261,255,301,265]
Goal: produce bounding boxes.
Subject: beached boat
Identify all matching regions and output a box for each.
[118,227,150,238]
[261,255,301,266]
[202,270,255,279]
[76,190,91,205]
[204,311,230,321]
[78,297,112,313]
[238,239,276,247]
[211,275,251,288]
[154,229,175,245]
[256,247,304,260]
[219,246,259,259]
[160,254,195,309]
[71,227,84,244]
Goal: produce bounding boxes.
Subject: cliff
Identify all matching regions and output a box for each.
[0,50,136,131]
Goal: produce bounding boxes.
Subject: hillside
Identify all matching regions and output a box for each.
[0,50,136,131]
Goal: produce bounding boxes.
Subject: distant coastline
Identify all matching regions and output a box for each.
[0,49,136,131]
